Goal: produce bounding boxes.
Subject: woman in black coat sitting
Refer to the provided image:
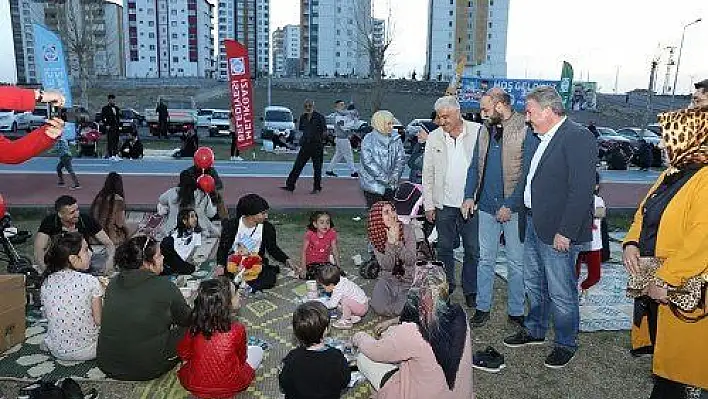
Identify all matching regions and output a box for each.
[216,194,294,291]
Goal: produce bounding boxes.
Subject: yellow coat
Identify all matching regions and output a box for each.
[624,167,708,389]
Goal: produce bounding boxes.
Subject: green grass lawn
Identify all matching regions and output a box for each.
[0,210,650,399]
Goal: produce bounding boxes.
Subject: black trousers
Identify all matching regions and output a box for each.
[650,375,706,399]
[159,119,169,138]
[230,133,240,157]
[106,127,119,157]
[159,237,196,275]
[285,145,323,191]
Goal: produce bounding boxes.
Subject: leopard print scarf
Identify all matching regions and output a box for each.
[657,108,708,174]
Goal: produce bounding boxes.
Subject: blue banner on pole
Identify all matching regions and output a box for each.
[33,24,75,139]
[458,77,559,111]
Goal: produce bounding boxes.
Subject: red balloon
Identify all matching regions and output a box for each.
[193,147,215,170]
[197,174,216,194]
[0,194,5,218]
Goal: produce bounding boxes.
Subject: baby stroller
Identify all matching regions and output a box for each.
[393,182,436,260]
[76,122,101,158]
[1,214,42,306]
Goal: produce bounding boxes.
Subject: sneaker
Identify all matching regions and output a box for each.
[544,347,575,369]
[350,172,359,178]
[470,310,490,328]
[332,318,353,329]
[472,346,506,373]
[69,185,81,190]
[349,315,362,324]
[230,156,236,161]
[508,315,525,329]
[234,156,244,161]
[325,171,337,177]
[503,330,545,348]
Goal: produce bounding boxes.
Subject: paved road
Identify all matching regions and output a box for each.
[0,157,663,183]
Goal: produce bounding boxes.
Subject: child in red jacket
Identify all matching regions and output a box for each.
[177,277,263,399]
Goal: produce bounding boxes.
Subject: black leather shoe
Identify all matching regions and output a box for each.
[465,293,477,308]
[280,186,294,192]
[325,171,337,177]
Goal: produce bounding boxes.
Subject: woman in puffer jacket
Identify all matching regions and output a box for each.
[360,110,406,209]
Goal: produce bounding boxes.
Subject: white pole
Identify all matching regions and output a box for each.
[671,18,702,107]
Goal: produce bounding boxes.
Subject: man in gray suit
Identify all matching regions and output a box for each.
[503,86,597,369]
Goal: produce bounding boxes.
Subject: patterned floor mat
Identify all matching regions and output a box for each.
[455,232,633,332]
[0,261,380,398]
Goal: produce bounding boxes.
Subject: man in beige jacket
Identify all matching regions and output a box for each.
[422,96,485,307]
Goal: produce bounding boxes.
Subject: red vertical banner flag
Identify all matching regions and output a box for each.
[224,39,255,150]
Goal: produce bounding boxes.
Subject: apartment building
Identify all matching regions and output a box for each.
[124,0,214,78]
[425,0,508,81]
[301,0,371,78]
[216,0,269,79]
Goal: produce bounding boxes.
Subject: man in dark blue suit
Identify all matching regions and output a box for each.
[503,86,597,369]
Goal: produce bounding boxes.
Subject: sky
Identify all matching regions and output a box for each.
[2,0,706,94]
[271,0,708,94]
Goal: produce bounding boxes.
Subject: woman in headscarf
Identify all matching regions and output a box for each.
[360,110,406,209]
[216,194,294,291]
[623,107,708,398]
[353,265,474,398]
[368,201,417,317]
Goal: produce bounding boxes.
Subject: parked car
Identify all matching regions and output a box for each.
[260,106,296,141]
[0,110,32,133]
[616,127,663,167]
[197,108,215,128]
[208,109,231,137]
[592,126,633,161]
[27,106,49,130]
[119,108,142,135]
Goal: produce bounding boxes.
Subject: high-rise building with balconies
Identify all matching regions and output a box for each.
[216,0,269,79]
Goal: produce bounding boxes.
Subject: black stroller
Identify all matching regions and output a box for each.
[1,214,42,306]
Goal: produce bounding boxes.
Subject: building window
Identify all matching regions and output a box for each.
[171,21,177,27]
[487,44,491,50]
[171,9,177,15]
[489,22,493,28]
[448,10,453,16]
[173,56,179,63]
[172,33,178,38]
[148,32,154,38]
[490,0,494,5]
[488,33,492,39]
[172,45,179,50]
[148,21,154,27]
[149,45,156,50]
[150,56,156,62]
[448,21,452,27]
[335,51,340,57]
[447,43,451,49]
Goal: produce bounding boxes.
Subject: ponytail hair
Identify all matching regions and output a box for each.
[115,235,159,270]
[43,232,84,280]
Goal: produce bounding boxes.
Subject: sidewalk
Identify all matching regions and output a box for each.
[0,173,651,211]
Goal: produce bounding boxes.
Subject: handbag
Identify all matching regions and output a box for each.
[626,256,708,321]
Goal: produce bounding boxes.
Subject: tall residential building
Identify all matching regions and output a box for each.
[425,0,508,81]
[10,0,44,84]
[371,18,385,49]
[11,0,125,84]
[273,24,300,77]
[301,0,371,78]
[124,0,214,78]
[216,0,269,80]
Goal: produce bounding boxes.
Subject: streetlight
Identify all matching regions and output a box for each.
[670,18,702,107]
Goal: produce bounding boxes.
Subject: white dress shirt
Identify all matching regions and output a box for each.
[524,117,567,209]
[442,129,471,208]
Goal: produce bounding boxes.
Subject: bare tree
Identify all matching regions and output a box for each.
[43,0,117,107]
[352,2,394,112]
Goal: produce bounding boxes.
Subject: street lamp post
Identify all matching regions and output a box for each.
[670,18,702,107]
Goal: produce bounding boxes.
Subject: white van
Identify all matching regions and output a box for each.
[260,106,295,141]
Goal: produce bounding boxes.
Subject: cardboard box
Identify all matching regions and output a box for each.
[0,275,26,353]
[0,306,25,353]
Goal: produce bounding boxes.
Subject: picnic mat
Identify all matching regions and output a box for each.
[454,232,634,332]
[0,262,379,398]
